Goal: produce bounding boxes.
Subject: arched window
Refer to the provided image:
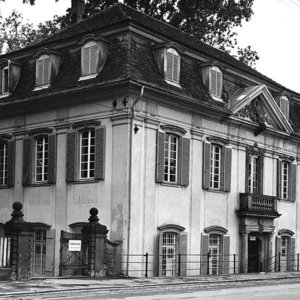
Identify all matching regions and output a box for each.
[81,40,99,76]
[276,229,295,271]
[165,48,180,84]
[209,66,222,99]
[36,54,50,86]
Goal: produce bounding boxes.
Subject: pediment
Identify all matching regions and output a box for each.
[229,85,293,135]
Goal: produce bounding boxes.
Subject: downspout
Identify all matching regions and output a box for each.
[126,85,144,275]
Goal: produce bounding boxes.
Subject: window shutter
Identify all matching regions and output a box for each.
[95,127,105,180]
[0,69,2,93]
[48,134,56,184]
[45,229,55,277]
[179,232,188,276]
[158,231,164,276]
[37,59,43,86]
[22,137,33,186]
[290,237,296,271]
[280,98,289,120]
[245,153,250,193]
[257,155,264,194]
[180,137,190,186]
[66,131,76,183]
[290,164,296,201]
[156,131,165,183]
[202,141,211,189]
[223,235,230,274]
[200,234,209,275]
[210,69,217,95]
[224,147,232,192]
[166,51,173,81]
[216,71,222,97]
[277,160,282,198]
[43,57,50,84]
[7,140,15,187]
[173,54,179,83]
[82,47,90,76]
[90,44,98,74]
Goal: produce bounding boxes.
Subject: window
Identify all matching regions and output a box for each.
[166,48,180,84]
[22,130,56,186]
[201,226,230,275]
[0,138,15,188]
[1,66,9,94]
[35,136,48,182]
[210,66,222,99]
[210,144,221,189]
[279,95,289,120]
[36,54,50,86]
[245,145,264,194]
[82,41,99,76]
[277,158,296,201]
[248,155,258,193]
[0,141,8,186]
[209,234,221,275]
[32,230,46,276]
[80,129,95,179]
[276,230,295,272]
[158,224,187,277]
[156,126,190,186]
[164,133,178,183]
[66,123,105,183]
[202,139,232,192]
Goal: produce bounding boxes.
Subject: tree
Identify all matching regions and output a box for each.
[0,0,259,66]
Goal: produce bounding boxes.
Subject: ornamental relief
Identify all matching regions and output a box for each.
[235,98,275,128]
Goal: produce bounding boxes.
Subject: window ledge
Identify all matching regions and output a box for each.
[25,182,52,187]
[0,185,12,189]
[159,182,182,188]
[204,188,226,194]
[0,93,10,99]
[211,95,223,102]
[68,179,100,185]
[165,79,181,88]
[33,84,50,91]
[78,73,98,81]
[278,198,295,203]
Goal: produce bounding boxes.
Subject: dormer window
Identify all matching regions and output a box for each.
[82,41,99,77]
[210,66,222,99]
[36,54,50,87]
[165,48,180,85]
[1,66,9,94]
[79,35,109,81]
[279,95,289,120]
[33,49,62,91]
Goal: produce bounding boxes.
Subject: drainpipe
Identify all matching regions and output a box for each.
[126,85,144,275]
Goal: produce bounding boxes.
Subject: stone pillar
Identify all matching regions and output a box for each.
[4,202,33,280]
[265,233,273,272]
[82,208,108,278]
[240,231,249,273]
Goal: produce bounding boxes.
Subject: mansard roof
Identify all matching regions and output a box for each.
[0,3,300,134]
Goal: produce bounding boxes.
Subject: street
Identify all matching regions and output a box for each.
[6,279,300,300]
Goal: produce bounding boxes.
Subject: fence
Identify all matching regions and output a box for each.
[0,236,11,268]
[105,252,300,278]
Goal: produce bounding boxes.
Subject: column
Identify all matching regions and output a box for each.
[265,233,273,272]
[240,231,249,273]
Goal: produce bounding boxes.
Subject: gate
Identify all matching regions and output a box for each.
[59,231,88,276]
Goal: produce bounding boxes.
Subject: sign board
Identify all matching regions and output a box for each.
[249,236,256,241]
[68,240,81,251]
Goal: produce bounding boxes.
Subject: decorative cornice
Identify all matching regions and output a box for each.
[72,120,101,129]
[160,124,187,135]
[278,228,295,237]
[158,224,185,232]
[204,225,228,235]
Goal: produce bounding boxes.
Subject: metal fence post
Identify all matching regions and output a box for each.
[178,254,181,277]
[278,252,281,272]
[144,252,148,278]
[297,253,299,272]
[207,252,210,275]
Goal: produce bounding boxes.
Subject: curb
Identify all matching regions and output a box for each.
[1,274,300,297]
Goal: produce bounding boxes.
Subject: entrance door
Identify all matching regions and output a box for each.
[248,237,261,272]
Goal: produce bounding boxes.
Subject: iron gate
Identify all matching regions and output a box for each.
[59,230,88,276]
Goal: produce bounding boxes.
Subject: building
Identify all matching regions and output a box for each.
[0,1,300,277]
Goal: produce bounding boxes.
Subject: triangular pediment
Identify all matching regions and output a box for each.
[229,85,293,135]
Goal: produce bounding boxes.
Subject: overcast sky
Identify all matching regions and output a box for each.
[0,0,299,93]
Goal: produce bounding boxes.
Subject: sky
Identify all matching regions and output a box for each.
[0,0,299,93]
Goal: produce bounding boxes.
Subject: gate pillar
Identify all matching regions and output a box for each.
[82,208,108,278]
[4,202,33,280]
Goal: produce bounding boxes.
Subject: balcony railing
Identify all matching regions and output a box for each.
[238,193,279,216]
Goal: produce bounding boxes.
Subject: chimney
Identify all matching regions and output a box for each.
[71,0,85,24]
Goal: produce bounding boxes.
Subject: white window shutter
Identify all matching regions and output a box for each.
[90,44,99,74]
[210,68,217,96]
[83,47,90,76]
[37,59,43,86]
[216,71,222,97]
[166,51,173,81]
[173,53,179,83]
[43,57,50,85]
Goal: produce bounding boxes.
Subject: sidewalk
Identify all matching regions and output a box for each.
[1,272,300,297]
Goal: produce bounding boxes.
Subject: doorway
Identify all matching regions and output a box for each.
[248,236,262,272]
